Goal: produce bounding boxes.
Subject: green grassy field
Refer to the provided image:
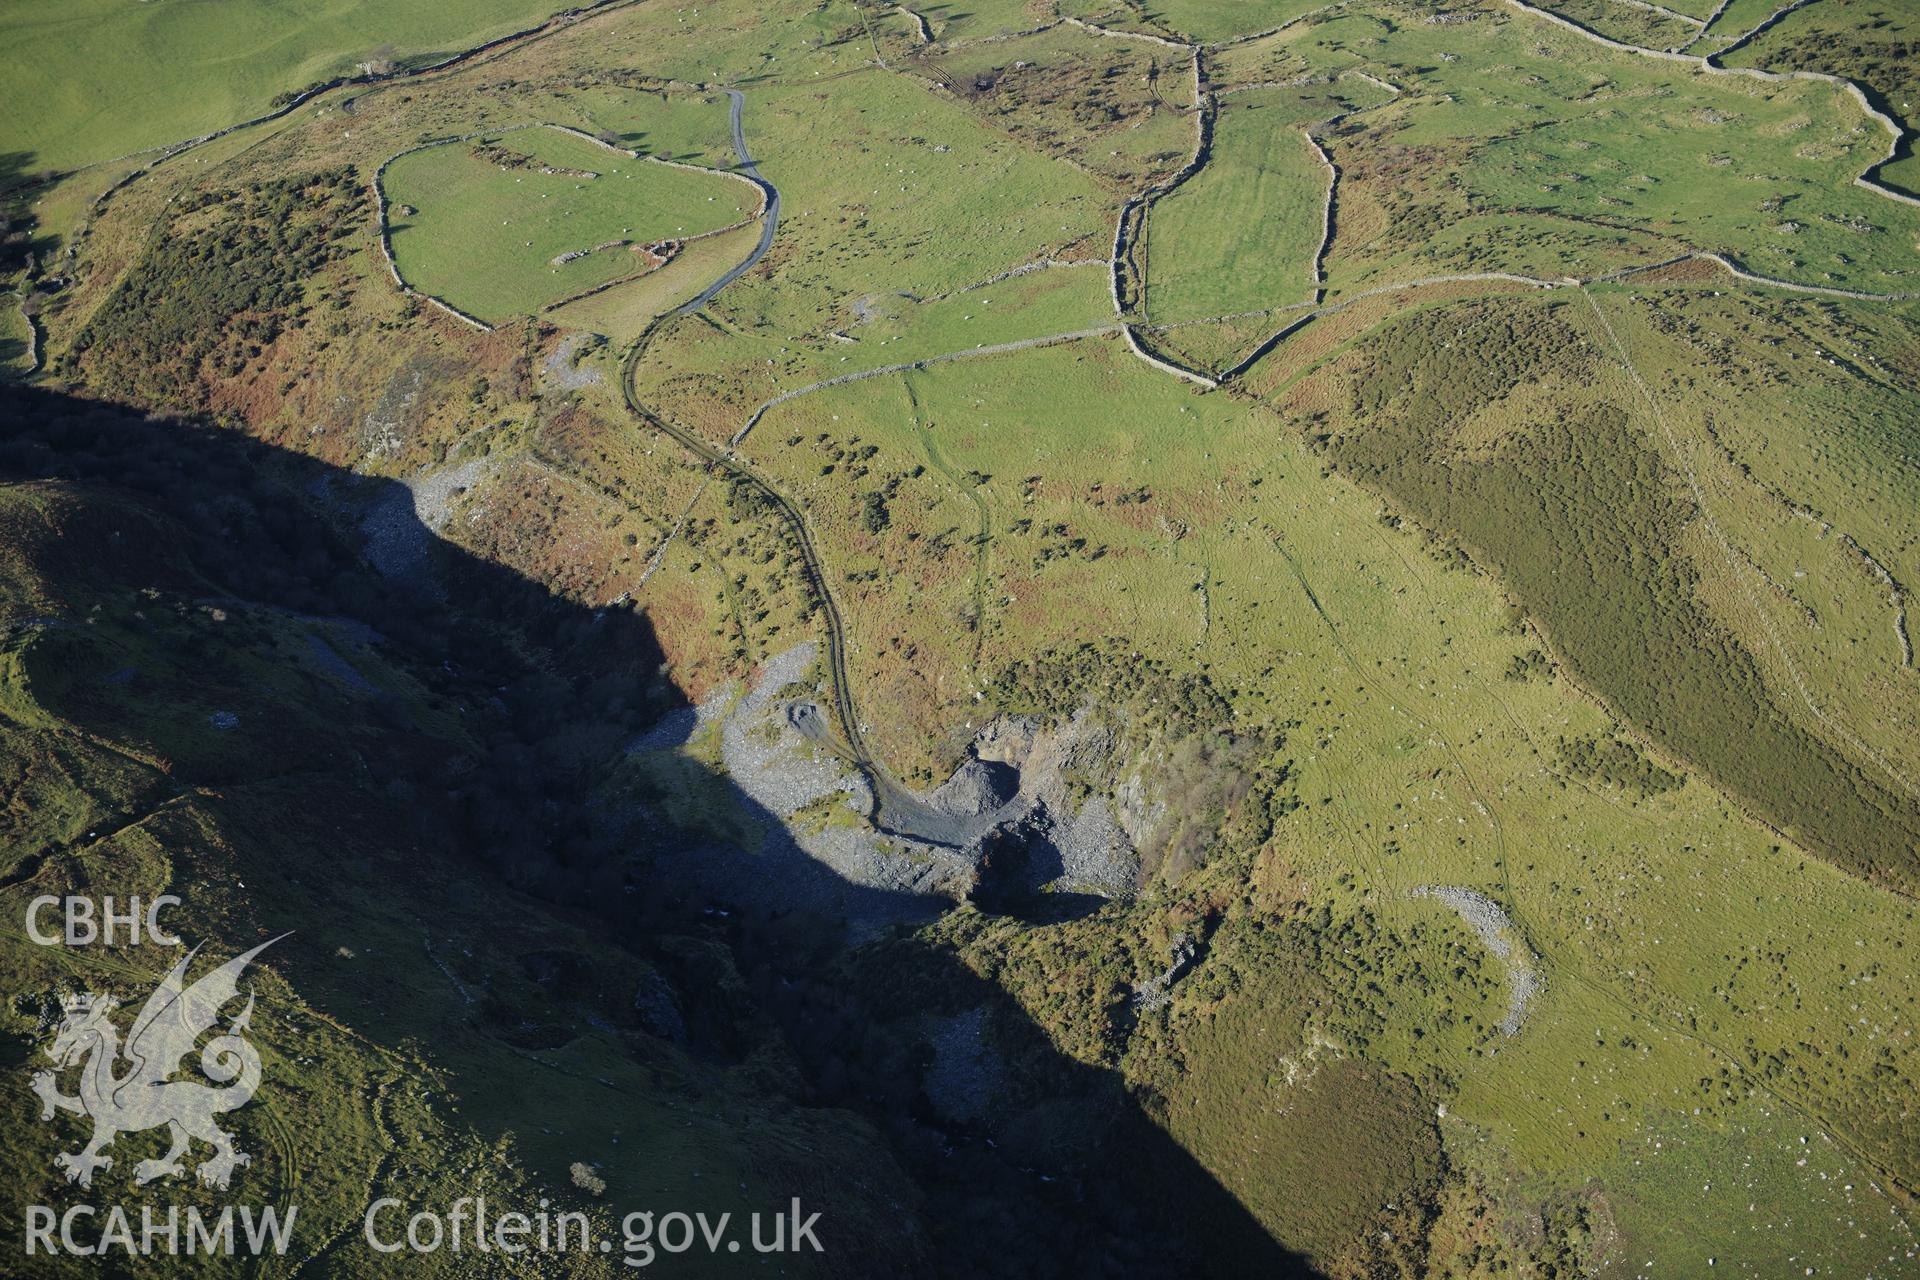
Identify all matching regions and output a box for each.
[1590,1097,1917,1278]
[1691,0,1788,49]
[1649,0,1720,19]
[0,0,578,174]
[621,64,1118,440]
[1293,290,1920,890]
[627,262,1115,448]
[917,0,1052,42]
[384,127,756,324]
[736,68,1114,313]
[546,83,740,167]
[719,321,1920,1248]
[925,25,1199,187]
[1532,0,1701,50]
[0,297,32,377]
[1134,0,1329,43]
[1723,0,1920,192]
[1218,1,1920,296]
[547,220,765,344]
[1143,83,1376,328]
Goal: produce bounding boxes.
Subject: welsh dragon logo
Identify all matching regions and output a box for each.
[30,937,283,1190]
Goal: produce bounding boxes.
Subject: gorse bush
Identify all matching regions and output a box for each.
[72,170,362,406]
[1555,733,1685,800]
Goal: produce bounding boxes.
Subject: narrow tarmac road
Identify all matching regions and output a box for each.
[676,89,781,315]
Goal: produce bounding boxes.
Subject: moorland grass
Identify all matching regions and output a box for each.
[725,69,1115,324]
[1590,1097,1917,1277]
[730,324,1920,1234]
[919,0,1052,42]
[1693,0,1787,46]
[925,25,1199,187]
[546,220,765,344]
[72,170,364,408]
[0,442,923,1277]
[1321,293,1920,890]
[547,83,739,167]
[626,263,1116,449]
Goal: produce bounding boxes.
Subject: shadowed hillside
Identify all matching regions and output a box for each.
[0,383,1317,1278]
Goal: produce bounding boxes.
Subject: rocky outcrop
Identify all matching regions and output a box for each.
[629,644,1226,925]
[952,710,1145,904]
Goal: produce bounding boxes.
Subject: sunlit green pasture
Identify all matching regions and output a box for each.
[0,0,574,173]
[385,127,754,323]
[1145,82,1382,327]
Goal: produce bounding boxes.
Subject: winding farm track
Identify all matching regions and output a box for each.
[20,0,663,360]
[63,47,852,802]
[29,0,1915,830]
[618,90,1002,839]
[612,87,1219,840]
[1101,0,1920,380]
[679,90,782,315]
[5,0,1914,1227]
[620,329,880,786]
[620,329,976,839]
